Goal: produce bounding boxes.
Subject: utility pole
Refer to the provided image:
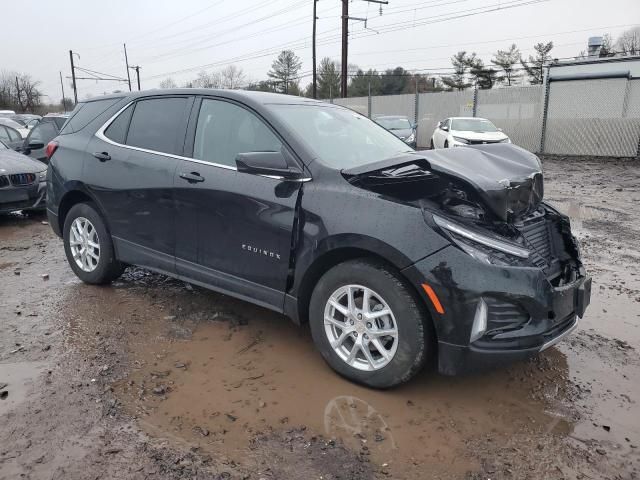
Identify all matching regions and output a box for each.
[59,71,67,112]
[312,0,318,99]
[69,50,78,104]
[124,43,132,92]
[129,66,141,90]
[340,0,348,98]
[340,0,388,98]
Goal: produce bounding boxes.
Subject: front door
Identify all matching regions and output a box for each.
[174,97,302,311]
[85,96,193,273]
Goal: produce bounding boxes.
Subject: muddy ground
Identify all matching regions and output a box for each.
[1,155,639,480]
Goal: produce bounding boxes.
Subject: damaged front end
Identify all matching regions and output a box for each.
[343,144,582,287]
[344,144,591,373]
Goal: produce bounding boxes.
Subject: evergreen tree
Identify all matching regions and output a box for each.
[268,50,302,94]
[491,44,521,86]
[317,57,341,100]
[521,42,553,85]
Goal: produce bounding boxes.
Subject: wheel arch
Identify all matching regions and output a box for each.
[292,239,434,335]
[57,187,108,238]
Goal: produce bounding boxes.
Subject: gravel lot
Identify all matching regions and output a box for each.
[1,155,639,480]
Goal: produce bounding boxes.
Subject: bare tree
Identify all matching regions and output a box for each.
[159,77,178,89]
[193,70,222,89]
[220,65,246,89]
[615,26,640,56]
[0,71,42,112]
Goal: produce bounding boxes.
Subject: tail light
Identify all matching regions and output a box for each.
[45,141,59,161]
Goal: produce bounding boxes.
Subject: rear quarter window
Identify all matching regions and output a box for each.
[59,98,121,134]
[125,97,188,155]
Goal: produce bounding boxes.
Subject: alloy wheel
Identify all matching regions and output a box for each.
[69,217,100,272]
[323,284,399,371]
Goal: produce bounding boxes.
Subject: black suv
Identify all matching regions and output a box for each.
[46,90,590,388]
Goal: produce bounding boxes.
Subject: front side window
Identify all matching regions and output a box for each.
[270,104,412,170]
[193,99,282,167]
[126,97,188,155]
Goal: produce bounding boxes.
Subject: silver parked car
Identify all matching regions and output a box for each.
[0,140,47,214]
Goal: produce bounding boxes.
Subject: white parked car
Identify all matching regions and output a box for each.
[0,118,29,139]
[430,117,510,149]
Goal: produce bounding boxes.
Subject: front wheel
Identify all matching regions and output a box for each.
[309,259,433,388]
[63,202,124,284]
[430,138,435,149]
[444,140,449,148]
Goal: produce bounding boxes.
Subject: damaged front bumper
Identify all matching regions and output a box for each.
[0,180,47,214]
[403,245,591,375]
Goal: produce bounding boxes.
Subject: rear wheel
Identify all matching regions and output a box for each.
[63,202,124,284]
[444,140,449,148]
[309,259,432,388]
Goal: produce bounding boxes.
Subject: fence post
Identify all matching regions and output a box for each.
[414,87,420,147]
[367,79,372,118]
[539,66,551,154]
[472,81,478,117]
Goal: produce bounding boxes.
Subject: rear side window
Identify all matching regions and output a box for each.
[126,97,188,155]
[60,98,120,134]
[104,105,134,144]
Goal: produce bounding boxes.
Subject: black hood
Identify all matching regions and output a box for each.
[343,144,543,222]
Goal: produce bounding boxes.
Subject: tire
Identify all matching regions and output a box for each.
[430,139,435,150]
[63,202,124,284]
[444,140,449,148]
[309,259,433,388]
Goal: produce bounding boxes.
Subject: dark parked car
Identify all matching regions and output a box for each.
[374,115,416,149]
[0,140,47,214]
[16,114,69,163]
[46,90,591,388]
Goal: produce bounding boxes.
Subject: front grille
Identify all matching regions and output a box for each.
[468,139,502,145]
[9,173,36,186]
[518,214,553,270]
[0,175,9,188]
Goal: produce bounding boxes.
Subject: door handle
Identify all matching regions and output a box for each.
[93,152,111,162]
[179,172,205,183]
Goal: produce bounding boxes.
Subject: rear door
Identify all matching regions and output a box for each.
[174,97,302,311]
[86,96,193,273]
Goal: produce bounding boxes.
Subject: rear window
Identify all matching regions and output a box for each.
[59,98,120,134]
[104,104,134,144]
[125,97,188,155]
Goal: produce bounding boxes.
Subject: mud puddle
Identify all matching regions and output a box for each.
[0,362,47,415]
[98,277,607,479]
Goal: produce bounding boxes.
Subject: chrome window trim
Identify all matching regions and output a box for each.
[94,99,311,182]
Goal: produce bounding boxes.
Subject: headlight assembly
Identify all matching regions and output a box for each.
[432,214,530,265]
[406,132,416,143]
[38,170,47,181]
[452,136,470,144]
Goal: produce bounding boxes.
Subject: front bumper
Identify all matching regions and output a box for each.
[403,245,591,375]
[0,180,47,213]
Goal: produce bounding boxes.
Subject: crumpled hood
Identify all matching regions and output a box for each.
[426,144,543,221]
[343,144,543,222]
[0,149,46,174]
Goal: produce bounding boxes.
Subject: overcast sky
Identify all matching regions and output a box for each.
[2,0,639,101]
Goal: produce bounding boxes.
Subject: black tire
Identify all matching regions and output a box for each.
[430,139,435,150]
[444,140,449,148]
[63,202,124,284]
[309,259,433,388]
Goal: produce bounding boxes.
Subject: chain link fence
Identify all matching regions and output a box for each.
[332,76,640,157]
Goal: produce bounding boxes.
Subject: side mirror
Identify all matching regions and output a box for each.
[28,141,45,150]
[441,126,449,132]
[236,151,305,180]
[497,128,503,132]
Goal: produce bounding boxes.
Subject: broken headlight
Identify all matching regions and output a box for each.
[452,136,470,144]
[433,214,530,266]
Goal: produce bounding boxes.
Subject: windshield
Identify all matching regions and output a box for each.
[376,117,412,130]
[0,140,7,149]
[451,118,498,132]
[270,105,413,169]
